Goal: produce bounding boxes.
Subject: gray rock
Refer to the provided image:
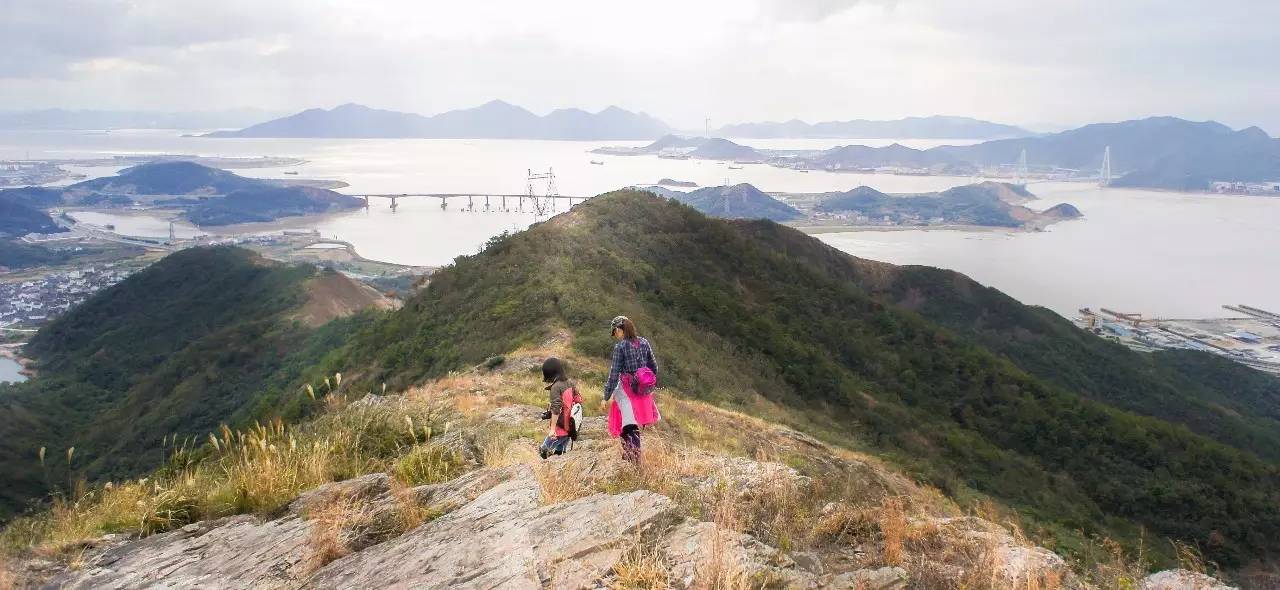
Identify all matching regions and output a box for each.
[661,520,815,589]
[289,472,392,516]
[309,472,677,589]
[485,405,545,426]
[827,566,908,590]
[791,550,825,575]
[45,515,314,589]
[1139,569,1238,590]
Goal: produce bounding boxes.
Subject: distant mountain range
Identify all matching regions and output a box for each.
[716,115,1032,139]
[609,117,1280,191]
[205,101,672,140]
[0,109,280,130]
[809,117,1280,190]
[935,117,1280,191]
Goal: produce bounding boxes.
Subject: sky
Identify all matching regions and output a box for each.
[1,0,1278,133]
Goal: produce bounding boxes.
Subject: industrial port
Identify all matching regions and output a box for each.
[1076,304,1280,375]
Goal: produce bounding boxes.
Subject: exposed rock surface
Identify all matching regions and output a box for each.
[662,520,814,589]
[45,515,315,589]
[1139,569,1238,590]
[826,566,908,590]
[16,403,1117,590]
[310,470,677,589]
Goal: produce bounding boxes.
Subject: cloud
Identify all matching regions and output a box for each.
[0,0,1277,133]
[755,0,898,22]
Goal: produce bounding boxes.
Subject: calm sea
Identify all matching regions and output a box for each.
[3,130,1277,318]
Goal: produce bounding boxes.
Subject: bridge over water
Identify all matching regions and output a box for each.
[347,192,585,215]
[345,168,582,215]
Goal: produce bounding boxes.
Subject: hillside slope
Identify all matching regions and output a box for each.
[661,183,802,221]
[338,190,1279,567]
[0,248,376,518]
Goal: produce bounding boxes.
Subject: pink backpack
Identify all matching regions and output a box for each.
[630,367,657,396]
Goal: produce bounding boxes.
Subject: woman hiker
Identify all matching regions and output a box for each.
[603,316,660,463]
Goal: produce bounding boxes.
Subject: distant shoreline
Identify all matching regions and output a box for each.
[794,223,1017,235]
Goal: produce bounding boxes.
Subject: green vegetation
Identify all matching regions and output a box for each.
[2,190,1278,573]
[665,183,801,221]
[0,247,368,519]
[335,190,1279,567]
[0,201,64,237]
[185,186,364,226]
[64,158,363,225]
[0,241,73,270]
[813,182,1071,228]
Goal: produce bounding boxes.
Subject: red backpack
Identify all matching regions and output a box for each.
[556,387,584,441]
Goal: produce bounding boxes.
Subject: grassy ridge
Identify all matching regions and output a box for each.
[339,190,1280,566]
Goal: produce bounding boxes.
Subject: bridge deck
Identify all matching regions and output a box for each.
[353,193,580,199]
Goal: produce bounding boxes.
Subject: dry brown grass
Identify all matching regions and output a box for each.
[611,539,671,590]
[1077,536,1148,590]
[879,496,907,567]
[0,383,463,558]
[0,556,19,590]
[534,459,598,505]
[811,502,878,546]
[303,497,363,571]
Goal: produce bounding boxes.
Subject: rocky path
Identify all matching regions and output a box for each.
[18,401,1240,589]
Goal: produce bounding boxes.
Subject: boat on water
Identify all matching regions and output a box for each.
[283,171,299,175]
[727,165,743,170]
[590,160,605,165]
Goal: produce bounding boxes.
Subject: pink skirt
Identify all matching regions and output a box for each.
[607,377,660,438]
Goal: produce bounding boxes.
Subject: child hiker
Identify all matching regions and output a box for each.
[603,316,660,463]
[539,357,583,459]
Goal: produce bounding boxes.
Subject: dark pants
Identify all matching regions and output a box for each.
[540,435,571,459]
[621,425,641,463]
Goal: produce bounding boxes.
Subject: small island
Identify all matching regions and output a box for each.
[55,161,364,226]
[642,181,1081,231]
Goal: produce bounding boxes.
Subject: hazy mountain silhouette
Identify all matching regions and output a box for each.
[206,101,671,140]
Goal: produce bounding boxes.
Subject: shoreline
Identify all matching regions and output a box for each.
[794,223,1020,235]
[0,345,36,379]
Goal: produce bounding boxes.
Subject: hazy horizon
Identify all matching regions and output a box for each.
[3,0,1279,134]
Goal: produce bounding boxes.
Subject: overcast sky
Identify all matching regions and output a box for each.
[2,0,1277,133]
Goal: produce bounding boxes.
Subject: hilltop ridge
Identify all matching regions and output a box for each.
[1,192,1277,586]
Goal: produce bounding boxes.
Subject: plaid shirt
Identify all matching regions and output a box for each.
[604,337,658,399]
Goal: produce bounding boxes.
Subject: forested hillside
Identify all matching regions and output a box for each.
[0,248,370,518]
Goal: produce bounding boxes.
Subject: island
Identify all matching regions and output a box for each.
[599,117,1280,192]
[642,181,1081,230]
[56,161,365,226]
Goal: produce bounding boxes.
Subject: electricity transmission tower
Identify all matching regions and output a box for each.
[1099,146,1112,187]
[526,168,558,216]
[1014,149,1029,186]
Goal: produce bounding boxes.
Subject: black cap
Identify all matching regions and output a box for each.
[542,357,565,383]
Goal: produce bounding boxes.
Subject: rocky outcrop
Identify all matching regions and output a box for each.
[662,520,815,589]
[827,566,908,589]
[16,403,1123,590]
[45,515,316,589]
[310,470,677,589]
[1139,569,1238,590]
